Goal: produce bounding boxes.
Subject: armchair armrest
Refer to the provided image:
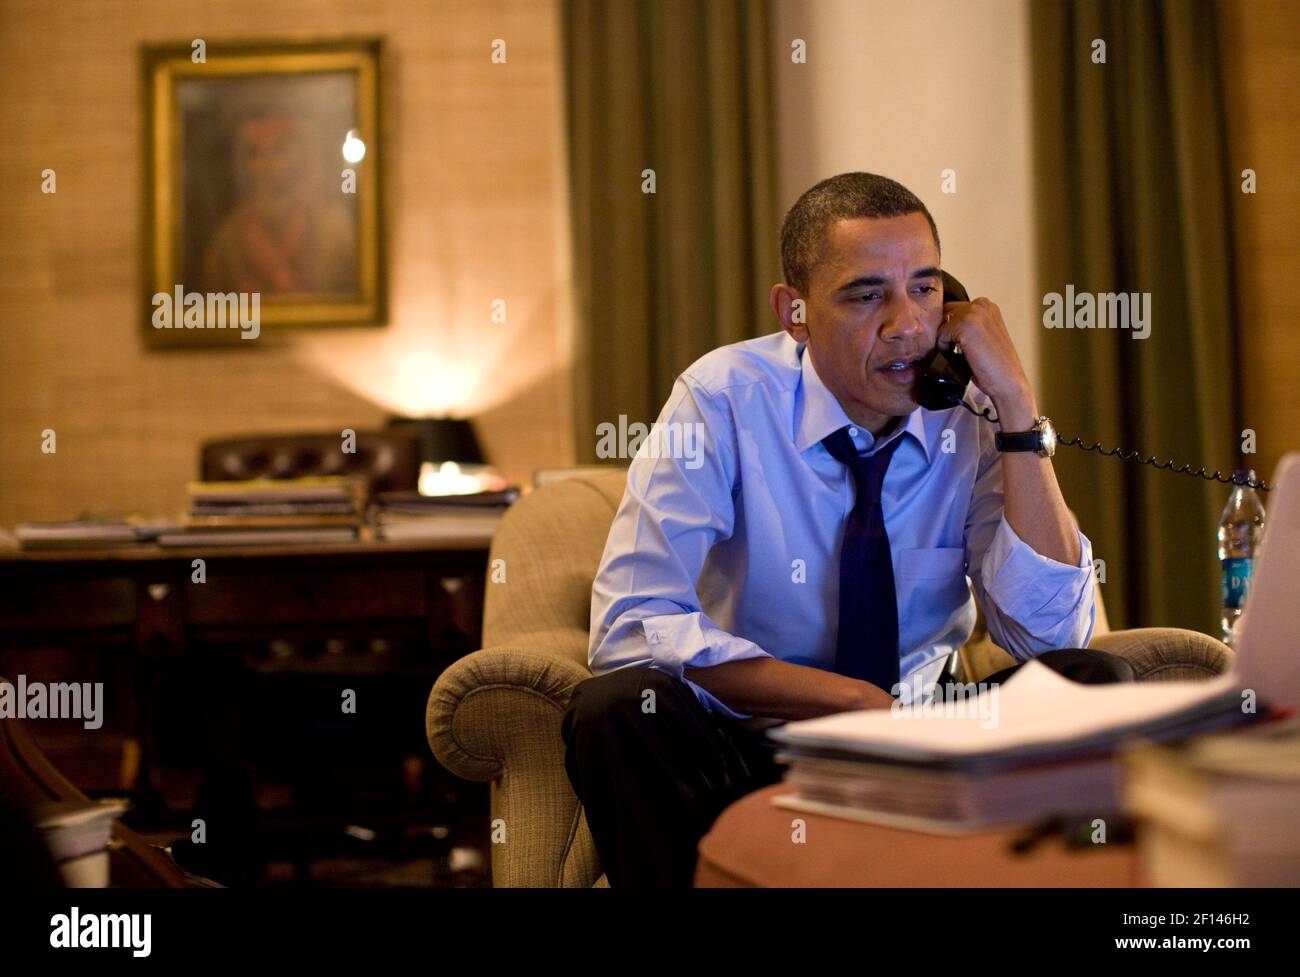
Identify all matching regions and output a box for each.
[426,641,592,782]
[1086,627,1232,681]
[425,639,603,886]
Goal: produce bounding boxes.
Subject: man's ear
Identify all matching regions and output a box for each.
[770,283,809,343]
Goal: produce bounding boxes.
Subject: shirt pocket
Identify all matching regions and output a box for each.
[896,546,967,581]
[894,547,971,627]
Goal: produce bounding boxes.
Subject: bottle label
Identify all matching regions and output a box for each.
[1222,557,1253,610]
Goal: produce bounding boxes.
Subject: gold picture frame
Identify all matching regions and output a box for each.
[142,38,386,346]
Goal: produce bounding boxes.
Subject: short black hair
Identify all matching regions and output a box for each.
[779,172,940,294]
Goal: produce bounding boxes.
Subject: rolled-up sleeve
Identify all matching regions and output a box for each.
[589,376,772,718]
[963,417,1097,660]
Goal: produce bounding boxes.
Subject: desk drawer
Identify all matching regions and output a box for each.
[187,568,427,625]
[0,577,136,631]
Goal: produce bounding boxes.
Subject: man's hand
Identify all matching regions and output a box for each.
[939,293,1081,568]
[939,295,1038,429]
[685,657,894,721]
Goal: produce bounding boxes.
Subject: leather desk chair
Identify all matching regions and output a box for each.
[179,429,423,883]
[199,430,421,496]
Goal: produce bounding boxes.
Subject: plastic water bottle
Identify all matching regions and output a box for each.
[1217,469,1266,645]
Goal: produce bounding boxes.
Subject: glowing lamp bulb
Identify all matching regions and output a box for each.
[419,460,484,496]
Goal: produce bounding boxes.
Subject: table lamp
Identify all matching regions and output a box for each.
[385,417,503,496]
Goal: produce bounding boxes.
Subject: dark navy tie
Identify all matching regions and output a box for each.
[821,427,904,693]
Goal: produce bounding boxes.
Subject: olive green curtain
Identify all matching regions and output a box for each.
[561,0,781,460]
[1030,0,1241,634]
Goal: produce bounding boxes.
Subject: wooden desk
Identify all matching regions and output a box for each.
[0,532,490,792]
[696,784,1141,887]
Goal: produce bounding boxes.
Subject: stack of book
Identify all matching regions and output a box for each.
[768,660,1252,833]
[1123,724,1300,885]
[156,476,364,547]
[370,487,519,543]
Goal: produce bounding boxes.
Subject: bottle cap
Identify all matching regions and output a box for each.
[1233,468,1256,485]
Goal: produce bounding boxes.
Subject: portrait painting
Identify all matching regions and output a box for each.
[143,39,385,345]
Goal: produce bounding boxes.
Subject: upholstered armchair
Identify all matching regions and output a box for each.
[425,470,1231,887]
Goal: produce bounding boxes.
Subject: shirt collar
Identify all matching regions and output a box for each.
[793,342,931,461]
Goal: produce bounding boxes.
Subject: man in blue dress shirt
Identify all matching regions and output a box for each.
[561,172,1130,888]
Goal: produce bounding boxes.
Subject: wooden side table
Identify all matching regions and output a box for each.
[696,784,1141,887]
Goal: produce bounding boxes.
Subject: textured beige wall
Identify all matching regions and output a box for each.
[771,0,1040,394]
[1220,0,1300,488]
[0,0,574,525]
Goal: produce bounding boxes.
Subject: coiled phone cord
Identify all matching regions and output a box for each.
[957,399,1271,492]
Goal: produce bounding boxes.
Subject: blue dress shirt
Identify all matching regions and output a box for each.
[588,331,1097,719]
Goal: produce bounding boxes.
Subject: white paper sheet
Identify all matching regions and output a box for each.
[771,659,1242,761]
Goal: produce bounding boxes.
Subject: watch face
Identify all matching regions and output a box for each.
[1039,417,1057,457]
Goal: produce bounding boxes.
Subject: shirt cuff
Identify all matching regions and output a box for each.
[679,675,750,720]
[641,611,769,719]
[981,515,1094,626]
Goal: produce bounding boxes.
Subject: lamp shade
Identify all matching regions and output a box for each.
[386,417,485,465]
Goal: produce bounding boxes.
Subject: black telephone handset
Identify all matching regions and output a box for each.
[916,271,1269,491]
[916,271,975,411]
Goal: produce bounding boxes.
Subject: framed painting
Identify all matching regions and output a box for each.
[142,38,385,346]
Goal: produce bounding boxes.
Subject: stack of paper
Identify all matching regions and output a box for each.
[13,521,162,549]
[369,487,517,543]
[769,661,1250,833]
[777,752,1122,834]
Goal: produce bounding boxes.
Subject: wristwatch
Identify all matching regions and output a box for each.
[995,415,1057,457]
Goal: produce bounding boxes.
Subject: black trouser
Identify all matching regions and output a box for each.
[560,647,1134,888]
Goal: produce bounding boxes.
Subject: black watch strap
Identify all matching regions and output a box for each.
[995,430,1040,453]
